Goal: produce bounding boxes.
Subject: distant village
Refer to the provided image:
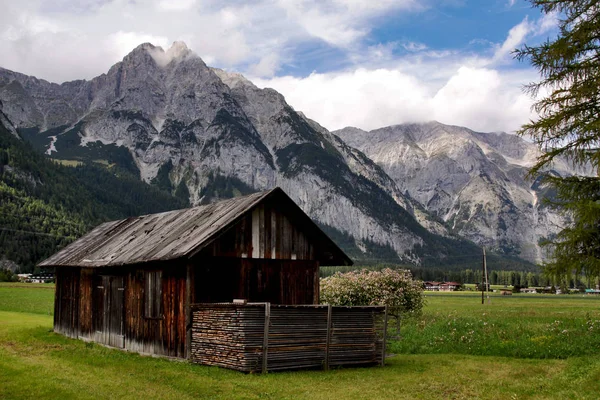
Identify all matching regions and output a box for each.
[16,273,54,283]
[423,281,600,295]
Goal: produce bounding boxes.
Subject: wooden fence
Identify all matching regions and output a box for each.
[190,303,388,373]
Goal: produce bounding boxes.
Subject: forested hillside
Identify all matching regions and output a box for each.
[0,123,188,272]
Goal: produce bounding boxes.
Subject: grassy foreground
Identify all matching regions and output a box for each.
[1,285,600,399]
[392,293,600,359]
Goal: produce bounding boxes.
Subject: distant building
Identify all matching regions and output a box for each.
[16,273,53,283]
[424,281,460,292]
[520,287,537,294]
[424,281,441,291]
[439,282,461,292]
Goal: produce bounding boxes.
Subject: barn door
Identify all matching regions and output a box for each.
[93,276,125,348]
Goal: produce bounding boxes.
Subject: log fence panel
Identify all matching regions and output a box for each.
[190,303,387,373]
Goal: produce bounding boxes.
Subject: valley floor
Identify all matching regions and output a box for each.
[1,284,599,399]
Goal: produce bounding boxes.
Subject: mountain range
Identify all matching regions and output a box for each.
[334,123,578,264]
[0,41,566,270]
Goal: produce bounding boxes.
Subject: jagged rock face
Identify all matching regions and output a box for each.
[0,42,277,194]
[0,100,19,138]
[0,42,467,263]
[212,68,444,258]
[335,122,573,263]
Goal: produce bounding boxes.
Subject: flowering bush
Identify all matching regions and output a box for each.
[320,268,424,318]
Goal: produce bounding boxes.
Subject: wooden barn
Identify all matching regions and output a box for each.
[40,187,352,359]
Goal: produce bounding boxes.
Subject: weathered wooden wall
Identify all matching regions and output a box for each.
[54,263,189,358]
[54,268,81,338]
[202,202,316,260]
[55,256,321,359]
[123,264,188,358]
[194,258,319,305]
[78,268,93,338]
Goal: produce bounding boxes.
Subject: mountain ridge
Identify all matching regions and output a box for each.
[334,122,579,263]
[0,42,537,269]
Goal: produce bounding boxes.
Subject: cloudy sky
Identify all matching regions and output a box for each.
[0,0,557,133]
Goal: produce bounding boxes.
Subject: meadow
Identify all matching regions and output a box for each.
[1,283,600,399]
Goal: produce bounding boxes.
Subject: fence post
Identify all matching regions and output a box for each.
[381,306,388,367]
[325,304,332,370]
[262,302,270,373]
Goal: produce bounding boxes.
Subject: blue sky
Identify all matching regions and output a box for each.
[0,0,557,133]
[280,0,543,77]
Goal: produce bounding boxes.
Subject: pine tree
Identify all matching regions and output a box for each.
[516,0,600,280]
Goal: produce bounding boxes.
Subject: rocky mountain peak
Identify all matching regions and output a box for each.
[212,68,256,90]
[0,43,539,268]
[167,41,190,58]
[122,41,197,71]
[149,41,195,68]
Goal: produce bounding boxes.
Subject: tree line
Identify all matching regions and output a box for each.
[321,264,600,289]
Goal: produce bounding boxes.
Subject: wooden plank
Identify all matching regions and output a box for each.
[271,209,277,259]
[78,269,93,337]
[262,303,270,373]
[325,304,332,371]
[185,264,193,359]
[252,208,260,258]
[313,262,320,304]
[259,205,265,258]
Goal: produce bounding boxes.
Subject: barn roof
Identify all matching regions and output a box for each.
[39,187,352,268]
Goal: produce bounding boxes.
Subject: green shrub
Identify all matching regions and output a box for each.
[320,268,425,318]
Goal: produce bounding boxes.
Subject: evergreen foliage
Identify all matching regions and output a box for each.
[0,124,188,272]
[198,172,255,204]
[151,160,174,192]
[516,0,600,280]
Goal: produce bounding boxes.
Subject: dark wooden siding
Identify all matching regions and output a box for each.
[54,268,80,338]
[78,268,94,338]
[203,203,315,260]
[55,264,188,358]
[124,264,187,358]
[93,275,126,348]
[194,258,319,305]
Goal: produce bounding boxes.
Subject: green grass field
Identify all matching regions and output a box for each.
[392,292,600,359]
[1,284,600,399]
[0,283,55,315]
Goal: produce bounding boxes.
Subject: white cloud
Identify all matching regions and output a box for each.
[156,0,197,11]
[0,0,554,134]
[108,31,169,61]
[431,66,534,132]
[0,0,424,83]
[255,65,537,133]
[535,11,558,34]
[248,53,280,77]
[402,41,428,52]
[275,0,421,48]
[492,17,531,63]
